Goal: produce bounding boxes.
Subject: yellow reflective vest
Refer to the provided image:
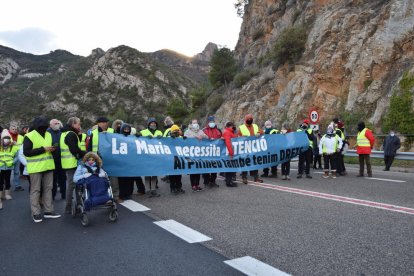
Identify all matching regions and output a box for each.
[0,146,19,168]
[297,128,314,148]
[80,133,87,151]
[239,124,259,136]
[60,131,80,169]
[357,128,370,148]
[91,128,114,153]
[141,129,163,137]
[25,131,55,174]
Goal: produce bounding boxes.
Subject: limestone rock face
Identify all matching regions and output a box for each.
[215,0,414,130]
[0,57,19,84]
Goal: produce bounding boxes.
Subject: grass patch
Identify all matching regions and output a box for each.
[344,156,414,168]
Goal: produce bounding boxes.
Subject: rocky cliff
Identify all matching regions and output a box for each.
[215,0,414,131]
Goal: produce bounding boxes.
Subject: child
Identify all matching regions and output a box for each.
[0,129,19,209]
[73,152,111,209]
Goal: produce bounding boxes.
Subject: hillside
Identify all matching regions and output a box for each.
[0,43,215,128]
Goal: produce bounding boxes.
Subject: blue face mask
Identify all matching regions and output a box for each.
[208,122,215,128]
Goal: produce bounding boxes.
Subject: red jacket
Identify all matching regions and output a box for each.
[203,126,222,139]
[357,129,375,154]
[223,127,237,156]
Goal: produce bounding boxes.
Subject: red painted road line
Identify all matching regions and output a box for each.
[246,182,414,216]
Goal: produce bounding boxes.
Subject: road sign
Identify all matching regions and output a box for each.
[309,109,319,123]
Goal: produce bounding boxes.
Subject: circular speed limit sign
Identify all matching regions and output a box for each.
[309,109,319,123]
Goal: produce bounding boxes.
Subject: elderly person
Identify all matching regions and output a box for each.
[8,124,25,192]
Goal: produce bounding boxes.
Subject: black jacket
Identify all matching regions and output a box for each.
[383,135,401,156]
[23,117,49,157]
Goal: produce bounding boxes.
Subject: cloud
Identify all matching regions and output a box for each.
[0,28,57,54]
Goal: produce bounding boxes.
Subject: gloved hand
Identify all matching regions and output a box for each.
[135,133,142,137]
[84,173,92,178]
[183,136,187,140]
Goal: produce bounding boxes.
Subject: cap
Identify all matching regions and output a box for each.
[148,117,157,124]
[337,121,344,128]
[207,115,215,122]
[171,125,180,132]
[96,117,109,123]
[303,119,310,124]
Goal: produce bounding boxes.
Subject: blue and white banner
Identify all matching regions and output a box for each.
[99,132,308,177]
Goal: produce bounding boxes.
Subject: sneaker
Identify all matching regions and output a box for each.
[242,177,248,184]
[14,186,24,192]
[254,178,263,183]
[44,212,61,219]
[196,186,203,191]
[178,188,185,194]
[282,175,287,180]
[33,214,43,223]
[297,174,302,179]
[306,174,312,179]
[286,175,291,180]
[191,186,198,192]
[322,174,329,179]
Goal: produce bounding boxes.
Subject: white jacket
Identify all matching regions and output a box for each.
[319,134,343,155]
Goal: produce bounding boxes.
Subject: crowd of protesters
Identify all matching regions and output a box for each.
[0,113,380,224]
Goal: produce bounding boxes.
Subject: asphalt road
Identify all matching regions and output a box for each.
[1,163,413,275]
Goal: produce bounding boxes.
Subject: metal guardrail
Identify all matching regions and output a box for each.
[345,150,414,161]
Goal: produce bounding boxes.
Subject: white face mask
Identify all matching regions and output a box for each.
[208,122,215,128]
[3,138,11,146]
[192,123,199,130]
[281,129,287,134]
[51,124,60,131]
[390,132,395,137]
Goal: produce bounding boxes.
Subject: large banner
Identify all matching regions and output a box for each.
[99,132,308,177]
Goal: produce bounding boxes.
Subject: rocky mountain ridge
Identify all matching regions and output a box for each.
[0,43,216,128]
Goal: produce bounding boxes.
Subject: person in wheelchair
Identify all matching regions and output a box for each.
[73,152,112,210]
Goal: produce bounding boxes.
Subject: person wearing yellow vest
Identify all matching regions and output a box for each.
[296,119,316,179]
[0,129,19,209]
[47,119,67,201]
[140,118,163,197]
[60,117,87,214]
[23,117,61,223]
[87,116,114,153]
[168,125,186,194]
[319,125,343,178]
[261,120,279,178]
[8,124,25,192]
[238,114,264,184]
[356,121,375,177]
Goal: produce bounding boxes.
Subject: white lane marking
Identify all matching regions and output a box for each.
[366,177,406,183]
[154,219,212,243]
[224,256,290,276]
[248,182,414,216]
[120,200,150,212]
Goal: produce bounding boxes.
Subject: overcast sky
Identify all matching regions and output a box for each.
[0,0,242,57]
